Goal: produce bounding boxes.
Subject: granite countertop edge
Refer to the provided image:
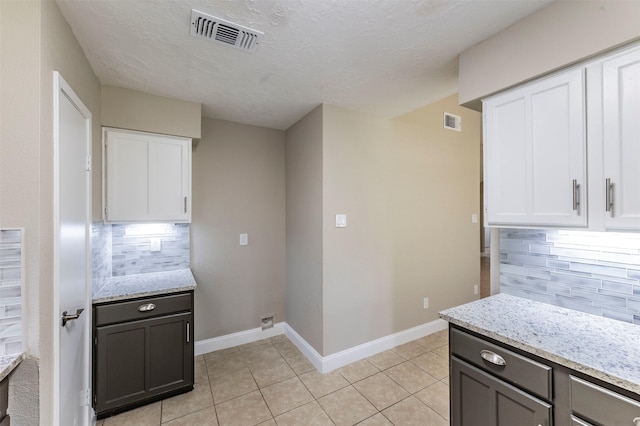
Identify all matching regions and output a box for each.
[440,293,640,395]
[93,269,197,304]
[0,352,25,382]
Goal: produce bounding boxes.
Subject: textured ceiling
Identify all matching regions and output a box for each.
[56,0,552,130]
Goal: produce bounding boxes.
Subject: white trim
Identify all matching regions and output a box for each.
[195,319,448,374]
[53,71,93,426]
[318,318,448,373]
[282,323,324,372]
[194,322,285,356]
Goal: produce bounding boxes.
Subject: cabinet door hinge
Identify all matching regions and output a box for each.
[86,154,92,172]
[83,388,91,406]
[104,206,108,216]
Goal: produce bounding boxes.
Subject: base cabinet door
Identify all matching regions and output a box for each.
[95,312,193,415]
[452,357,552,426]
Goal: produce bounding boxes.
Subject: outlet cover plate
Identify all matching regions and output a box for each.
[150,238,161,252]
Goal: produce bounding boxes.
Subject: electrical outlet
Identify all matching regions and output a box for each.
[261,314,274,330]
[240,233,248,246]
[150,238,161,252]
[474,284,479,295]
[423,297,429,309]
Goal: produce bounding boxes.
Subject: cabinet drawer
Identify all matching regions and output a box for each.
[95,293,191,326]
[450,327,552,400]
[570,375,640,425]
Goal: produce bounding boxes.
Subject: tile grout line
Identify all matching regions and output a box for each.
[106,331,450,426]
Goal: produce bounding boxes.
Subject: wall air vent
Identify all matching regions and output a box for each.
[444,112,462,132]
[190,10,263,53]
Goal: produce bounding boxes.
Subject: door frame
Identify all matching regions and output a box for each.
[52,71,93,425]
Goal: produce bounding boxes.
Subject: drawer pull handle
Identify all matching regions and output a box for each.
[633,417,640,426]
[606,178,614,212]
[480,350,506,366]
[138,303,156,312]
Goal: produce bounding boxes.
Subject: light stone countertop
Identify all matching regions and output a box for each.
[0,353,24,382]
[93,269,197,304]
[440,293,640,395]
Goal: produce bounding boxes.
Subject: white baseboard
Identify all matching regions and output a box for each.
[194,322,285,356]
[319,318,448,373]
[283,323,324,372]
[194,318,448,373]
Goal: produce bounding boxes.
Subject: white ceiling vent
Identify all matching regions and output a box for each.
[444,112,462,132]
[190,10,263,53]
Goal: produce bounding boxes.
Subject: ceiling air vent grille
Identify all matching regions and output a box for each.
[190,10,263,53]
[444,112,462,132]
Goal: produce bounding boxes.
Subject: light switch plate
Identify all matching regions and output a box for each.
[336,214,347,228]
[240,233,248,245]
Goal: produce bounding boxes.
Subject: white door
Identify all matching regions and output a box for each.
[603,46,640,230]
[104,128,191,222]
[484,67,586,227]
[53,72,92,426]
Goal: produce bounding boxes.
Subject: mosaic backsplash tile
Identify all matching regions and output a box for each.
[500,229,640,325]
[111,223,190,276]
[0,229,23,357]
[91,222,112,297]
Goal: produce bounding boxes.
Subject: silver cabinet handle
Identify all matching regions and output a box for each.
[138,303,156,312]
[572,179,579,211]
[480,349,506,366]
[633,417,640,426]
[184,196,187,213]
[61,308,84,327]
[186,322,190,343]
[606,178,613,212]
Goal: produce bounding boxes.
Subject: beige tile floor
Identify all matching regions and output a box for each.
[97,330,450,426]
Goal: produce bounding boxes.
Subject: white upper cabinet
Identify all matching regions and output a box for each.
[484,68,587,227]
[103,128,192,223]
[601,47,640,230]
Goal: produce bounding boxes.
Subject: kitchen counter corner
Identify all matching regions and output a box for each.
[440,293,640,395]
[93,269,196,304]
[0,353,24,383]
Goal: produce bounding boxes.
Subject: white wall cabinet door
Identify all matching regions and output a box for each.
[104,128,191,223]
[484,68,587,227]
[602,47,640,230]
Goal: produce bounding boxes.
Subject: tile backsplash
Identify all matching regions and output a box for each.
[500,229,640,324]
[0,229,23,357]
[91,222,190,295]
[91,222,112,297]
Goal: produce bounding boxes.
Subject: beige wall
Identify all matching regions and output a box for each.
[191,118,285,341]
[284,106,324,354]
[1,1,102,422]
[322,96,480,355]
[0,1,42,361]
[102,85,201,139]
[459,1,640,108]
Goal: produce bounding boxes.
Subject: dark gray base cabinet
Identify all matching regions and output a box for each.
[452,357,552,426]
[93,291,194,418]
[0,377,8,426]
[449,325,640,426]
